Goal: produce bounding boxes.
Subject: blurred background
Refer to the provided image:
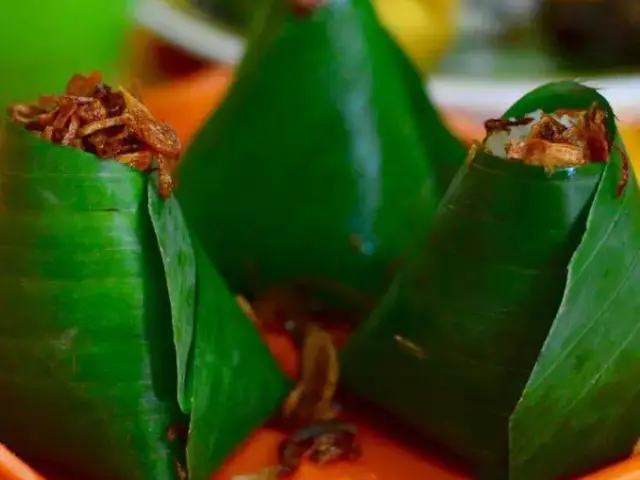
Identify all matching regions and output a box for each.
[3,0,640,151]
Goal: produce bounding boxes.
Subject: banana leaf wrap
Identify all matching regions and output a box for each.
[176,0,466,312]
[0,121,290,479]
[184,235,292,479]
[340,82,640,479]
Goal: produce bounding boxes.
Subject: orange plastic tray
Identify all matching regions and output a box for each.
[2,422,639,480]
[214,425,640,480]
[2,432,639,480]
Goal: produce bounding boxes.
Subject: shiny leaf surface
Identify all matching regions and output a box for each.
[0,119,294,479]
[341,82,640,479]
[176,0,466,311]
[186,236,291,480]
[0,122,183,480]
[148,174,197,412]
[507,84,640,480]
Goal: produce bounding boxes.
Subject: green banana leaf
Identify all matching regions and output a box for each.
[148,171,197,413]
[340,82,640,479]
[0,121,184,479]
[186,235,291,479]
[176,0,466,313]
[0,121,290,479]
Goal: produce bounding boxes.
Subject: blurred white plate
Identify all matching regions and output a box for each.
[136,0,243,64]
[136,0,640,119]
[427,77,640,119]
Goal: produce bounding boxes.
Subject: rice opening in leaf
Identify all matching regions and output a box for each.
[484,105,612,167]
[481,103,629,196]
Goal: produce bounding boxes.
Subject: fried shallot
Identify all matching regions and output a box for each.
[7,72,181,198]
[482,103,629,196]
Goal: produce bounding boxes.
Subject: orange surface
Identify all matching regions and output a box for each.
[257,331,639,480]
[214,420,465,480]
[141,65,234,146]
[0,443,45,480]
[213,424,640,480]
[215,333,466,480]
[582,457,640,480]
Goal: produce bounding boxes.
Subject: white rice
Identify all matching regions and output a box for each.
[484,110,582,158]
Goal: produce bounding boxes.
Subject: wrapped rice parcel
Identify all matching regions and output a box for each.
[176,0,467,313]
[340,82,640,479]
[0,73,290,480]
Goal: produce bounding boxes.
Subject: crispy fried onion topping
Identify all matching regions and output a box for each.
[483,104,609,170]
[8,72,181,198]
[482,104,628,196]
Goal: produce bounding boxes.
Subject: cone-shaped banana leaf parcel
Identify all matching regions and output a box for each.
[0,120,290,479]
[176,0,466,311]
[341,82,640,480]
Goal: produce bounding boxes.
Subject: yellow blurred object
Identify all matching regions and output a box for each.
[373,0,460,74]
[619,124,640,181]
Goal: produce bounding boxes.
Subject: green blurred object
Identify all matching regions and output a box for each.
[176,0,466,313]
[0,121,290,480]
[0,0,132,109]
[341,82,640,479]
